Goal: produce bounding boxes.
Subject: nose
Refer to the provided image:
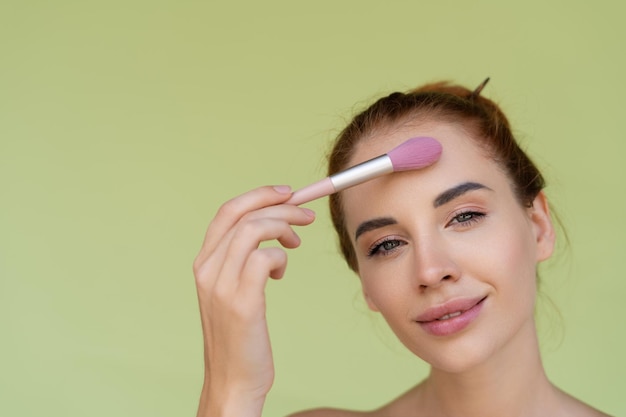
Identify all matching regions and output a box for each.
[411,233,460,290]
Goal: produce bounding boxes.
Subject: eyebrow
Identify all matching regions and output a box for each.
[355,217,397,241]
[433,181,491,208]
[353,181,491,241]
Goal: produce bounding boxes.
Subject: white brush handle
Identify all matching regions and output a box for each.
[286,154,393,206]
[330,154,392,190]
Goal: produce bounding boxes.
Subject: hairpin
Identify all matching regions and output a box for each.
[469,77,490,100]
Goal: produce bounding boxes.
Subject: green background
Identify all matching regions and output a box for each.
[1,1,624,416]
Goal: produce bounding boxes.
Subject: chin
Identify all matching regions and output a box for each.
[427,350,492,375]
[412,343,494,374]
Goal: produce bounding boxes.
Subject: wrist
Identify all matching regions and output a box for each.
[207,401,265,417]
[197,382,267,417]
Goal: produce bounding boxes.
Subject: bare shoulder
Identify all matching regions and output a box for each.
[571,403,613,417]
[561,403,613,417]
[286,391,415,417]
[287,383,424,417]
[287,408,373,417]
[555,387,613,417]
[287,408,367,417]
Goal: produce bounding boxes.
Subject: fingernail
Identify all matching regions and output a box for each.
[273,185,292,194]
[302,208,316,218]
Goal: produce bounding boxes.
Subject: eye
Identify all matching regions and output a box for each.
[367,237,406,257]
[448,210,486,228]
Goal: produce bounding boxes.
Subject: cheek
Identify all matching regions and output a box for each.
[469,218,539,299]
[359,263,411,314]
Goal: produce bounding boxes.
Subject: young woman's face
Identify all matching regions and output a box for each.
[341,121,555,373]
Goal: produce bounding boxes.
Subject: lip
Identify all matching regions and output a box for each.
[416,296,487,337]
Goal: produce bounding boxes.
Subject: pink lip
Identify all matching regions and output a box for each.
[416,296,487,337]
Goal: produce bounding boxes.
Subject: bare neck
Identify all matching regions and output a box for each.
[416,320,558,417]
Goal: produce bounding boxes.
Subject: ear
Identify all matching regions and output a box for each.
[529,191,556,262]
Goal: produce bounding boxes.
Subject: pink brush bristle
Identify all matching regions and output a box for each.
[387,137,442,171]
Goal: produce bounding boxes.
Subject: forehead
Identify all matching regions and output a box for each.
[348,120,484,166]
[342,121,509,228]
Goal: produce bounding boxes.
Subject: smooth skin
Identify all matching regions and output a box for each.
[291,121,609,417]
[194,121,611,417]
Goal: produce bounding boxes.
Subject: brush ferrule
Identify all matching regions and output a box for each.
[330,154,393,191]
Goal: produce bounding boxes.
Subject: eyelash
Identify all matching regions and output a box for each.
[448,210,486,228]
[365,210,486,258]
[367,236,406,258]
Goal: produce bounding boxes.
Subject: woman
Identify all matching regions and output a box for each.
[193,80,610,416]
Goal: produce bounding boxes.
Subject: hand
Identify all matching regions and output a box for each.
[193,185,316,417]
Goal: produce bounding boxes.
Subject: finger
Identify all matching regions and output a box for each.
[240,203,316,226]
[193,185,291,280]
[193,205,315,291]
[201,186,293,254]
[229,204,315,250]
[214,218,303,294]
[238,247,288,302]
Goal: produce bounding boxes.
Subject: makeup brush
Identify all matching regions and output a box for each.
[286,136,442,206]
